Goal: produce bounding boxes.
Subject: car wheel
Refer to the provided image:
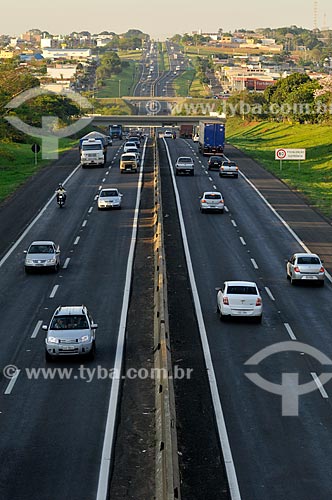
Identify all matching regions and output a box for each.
[191,171,194,176]
[286,272,290,280]
[25,267,30,274]
[234,174,238,178]
[220,209,224,214]
[318,281,325,287]
[290,276,296,285]
[255,315,262,324]
[45,351,54,362]
[86,342,96,361]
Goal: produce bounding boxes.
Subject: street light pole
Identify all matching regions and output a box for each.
[118,79,121,98]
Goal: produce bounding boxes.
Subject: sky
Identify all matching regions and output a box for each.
[0,0,331,39]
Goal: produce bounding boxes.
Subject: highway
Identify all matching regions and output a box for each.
[0,142,145,499]
[159,136,332,500]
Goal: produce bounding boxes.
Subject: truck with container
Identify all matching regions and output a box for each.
[109,124,123,140]
[179,123,194,138]
[198,122,225,155]
[79,132,108,159]
[80,138,105,167]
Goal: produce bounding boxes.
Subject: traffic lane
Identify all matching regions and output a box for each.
[203,167,332,356]
[0,161,141,499]
[226,144,332,272]
[161,141,332,499]
[176,142,332,354]
[0,147,125,368]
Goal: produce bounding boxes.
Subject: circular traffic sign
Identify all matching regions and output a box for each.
[276,148,286,159]
[31,143,40,153]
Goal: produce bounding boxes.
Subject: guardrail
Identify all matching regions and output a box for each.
[153,139,181,500]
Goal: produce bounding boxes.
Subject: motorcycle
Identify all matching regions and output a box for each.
[57,193,66,208]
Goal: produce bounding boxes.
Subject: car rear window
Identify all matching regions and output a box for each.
[227,286,257,295]
[205,193,221,200]
[178,157,192,162]
[51,315,88,330]
[297,257,320,264]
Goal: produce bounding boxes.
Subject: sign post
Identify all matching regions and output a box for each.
[275,148,306,171]
[31,143,41,165]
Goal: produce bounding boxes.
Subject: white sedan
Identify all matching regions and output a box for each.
[97,188,123,210]
[216,281,263,322]
[200,191,224,213]
[286,253,325,286]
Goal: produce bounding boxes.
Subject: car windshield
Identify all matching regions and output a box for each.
[82,144,102,150]
[101,190,118,197]
[50,315,89,330]
[297,257,320,265]
[29,245,54,254]
[227,285,257,295]
[205,194,221,199]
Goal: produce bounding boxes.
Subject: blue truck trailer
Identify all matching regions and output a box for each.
[198,122,225,155]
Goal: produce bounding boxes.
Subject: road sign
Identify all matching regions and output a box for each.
[275,148,306,160]
[31,143,40,153]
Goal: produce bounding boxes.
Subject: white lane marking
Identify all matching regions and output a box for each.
[251,258,258,269]
[4,369,21,395]
[213,185,217,190]
[224,206,229,213]
[99,185,102,190]
[31,320,43,339]
[0,164,81,269]
[265,286,275,301]
[208,176,213,182]
[88,207,93,214]
[106,171,109,175]
[198,160,202,164]
[74,236,80,245]
[49,285,59,298]
[240,170,332,284]
[82,220,87,227]
[240,237,246,246]
[284,323,296,340]
[96,137,148,500]
[163,139,242,500]
[311,372,329,398]
[231,219,237,227]
[102,178,106,182]
[63,257,70,269]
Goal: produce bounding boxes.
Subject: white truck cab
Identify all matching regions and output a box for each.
[81,138,105,167]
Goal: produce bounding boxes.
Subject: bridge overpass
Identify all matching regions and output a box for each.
[90,114,225,127]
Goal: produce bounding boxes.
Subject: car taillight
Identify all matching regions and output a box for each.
[201,199,206,203]
[223,297,229,305]
[256,297,262,306]
[294,266,300,272]
[219,200,224,204]
[221,167,224,170]
[235,166,239,170]
[320,266,325,273]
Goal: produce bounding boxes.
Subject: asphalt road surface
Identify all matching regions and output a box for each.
[160,136,332,500]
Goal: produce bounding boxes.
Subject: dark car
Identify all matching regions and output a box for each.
[208,156,223,170]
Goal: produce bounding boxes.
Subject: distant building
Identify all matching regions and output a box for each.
[0,50,14,59]
[42,48,91,60]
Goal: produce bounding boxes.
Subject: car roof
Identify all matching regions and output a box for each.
[30,240,55,246]
[224,281,258,287]
[177,156,193,160]
[293,253,319,258]
[54,305,87,316]
[100,187,118,193]
[203,191,222,196]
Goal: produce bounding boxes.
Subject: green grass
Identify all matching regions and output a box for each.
[118,50,142,61]
[226,118,332,217]
[0,138,76,202]
[96,60,140,98]
[93,98,134,115]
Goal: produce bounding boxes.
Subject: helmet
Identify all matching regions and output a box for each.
[58,183,63,189]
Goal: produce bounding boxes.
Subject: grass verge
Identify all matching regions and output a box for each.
[226,117,332,217]
[96,59,140,98]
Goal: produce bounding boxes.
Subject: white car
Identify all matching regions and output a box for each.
[123,141,138,153]
[43,305,98,361]
[24,240,60,273]
[219,161,239,178]
[216,281,263,322]
[286,253,325,286]
[200,191,224,213]
[97,188,123,210]
[175,156,194,176]
[164,130,174,139]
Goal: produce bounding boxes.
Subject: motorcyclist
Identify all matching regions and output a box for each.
[55,183,66,203]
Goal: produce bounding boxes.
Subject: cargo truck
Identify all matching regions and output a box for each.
[109,124,123,140]
[80,138,105,167]
[198,122,225,156]
[79,132,108,160]
[179,124,194,138]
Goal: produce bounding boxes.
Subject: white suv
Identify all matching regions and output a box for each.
[43,305,98,361]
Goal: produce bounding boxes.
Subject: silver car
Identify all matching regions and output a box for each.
[43,305,98,361]
[200,191,224,213]
[24,240,60,273]
[97,188,123,210]
[175,156,194,176]
[286,253,325,286]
